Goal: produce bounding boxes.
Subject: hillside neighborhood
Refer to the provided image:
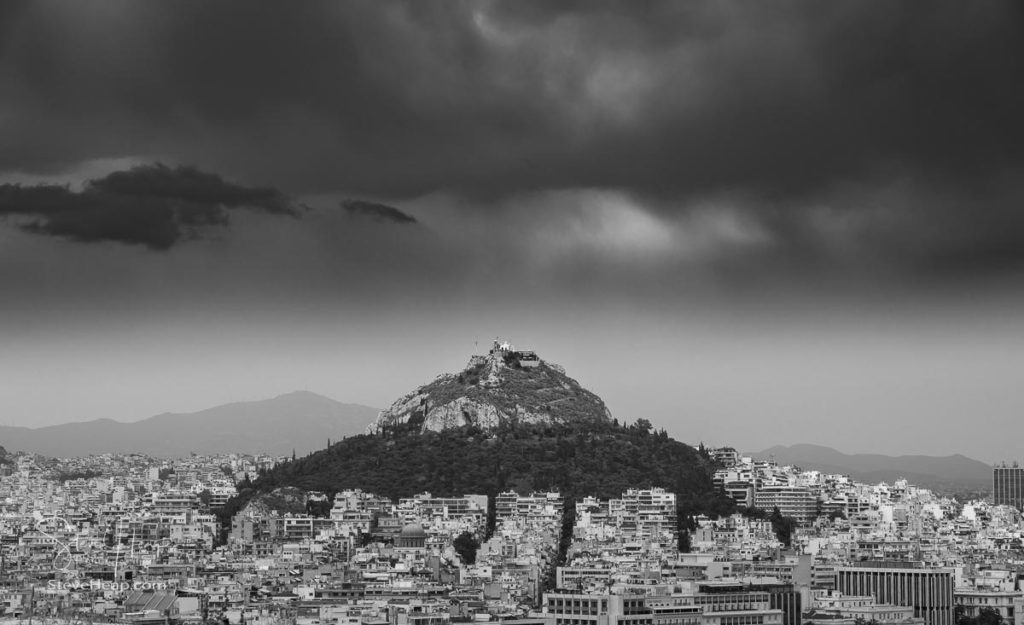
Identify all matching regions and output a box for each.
[2,442,1023,625]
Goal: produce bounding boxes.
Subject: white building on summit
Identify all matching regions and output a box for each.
[489,338,540,368]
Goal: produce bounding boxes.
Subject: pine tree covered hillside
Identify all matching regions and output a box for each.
[220,419,737,528]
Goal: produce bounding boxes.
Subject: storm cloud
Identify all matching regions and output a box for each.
[1,2,1022,279]
[0,164,298,249]
[343,200,418,225]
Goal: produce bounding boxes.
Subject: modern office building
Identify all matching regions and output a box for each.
[836,562,954,625]
[993,463,1024,510]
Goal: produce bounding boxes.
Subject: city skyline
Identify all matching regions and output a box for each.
[2,2,1024,462]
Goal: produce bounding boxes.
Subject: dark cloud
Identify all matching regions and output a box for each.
[342,200,417,225]
[740,173,1024,282]
[2,2,1020,193]
[91,164,295,214]
[0,164,298,249]
[0,2,1023,278]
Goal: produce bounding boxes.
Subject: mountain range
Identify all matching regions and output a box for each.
[747,443,992,494]
[0,391,378,458]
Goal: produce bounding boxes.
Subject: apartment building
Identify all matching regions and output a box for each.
[753,487,818,527]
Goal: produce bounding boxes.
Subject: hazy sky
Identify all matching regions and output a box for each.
[1,2,1023,462]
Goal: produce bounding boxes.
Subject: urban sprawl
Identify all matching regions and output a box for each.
[2,450,1023,625]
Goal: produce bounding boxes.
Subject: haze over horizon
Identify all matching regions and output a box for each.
[0,386,1004,467]
[2,3,1023,464]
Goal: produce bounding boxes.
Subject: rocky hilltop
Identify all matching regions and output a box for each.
[367,341,612,434]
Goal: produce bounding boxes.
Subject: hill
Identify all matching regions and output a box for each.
[223,344,736,531]
[367,341,611,434]
[748,444,992,494]
[0,391,378,458]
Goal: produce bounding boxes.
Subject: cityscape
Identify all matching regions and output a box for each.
[2,5,1023,625]
[1,343,1024,625]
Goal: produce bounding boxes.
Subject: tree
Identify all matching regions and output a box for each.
[678,529,692,553]
[957,607,1004,625]
[740,506,769,520]
[769,506,798,547]
[828,509,846,521]
[956,605,969,625]
[453,532,480,565]
[306,498,331,518]
[978,608,1005,625]
[485,496,497,539]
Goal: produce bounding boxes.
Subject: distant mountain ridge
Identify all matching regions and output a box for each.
[0,391,378,458]
[747,443,992,493]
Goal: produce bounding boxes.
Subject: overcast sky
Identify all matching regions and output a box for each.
[1,2,1023,462]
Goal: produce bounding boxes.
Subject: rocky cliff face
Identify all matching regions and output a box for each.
[367,347,611,434]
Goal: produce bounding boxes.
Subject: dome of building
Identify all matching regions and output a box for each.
[396,522,428,549]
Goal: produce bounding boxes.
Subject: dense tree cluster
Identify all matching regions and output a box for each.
[734,505,800,547]
[56,469,103,482]
[452,531,480,564]
[218,419,737,541]
[956,607,1005,625]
